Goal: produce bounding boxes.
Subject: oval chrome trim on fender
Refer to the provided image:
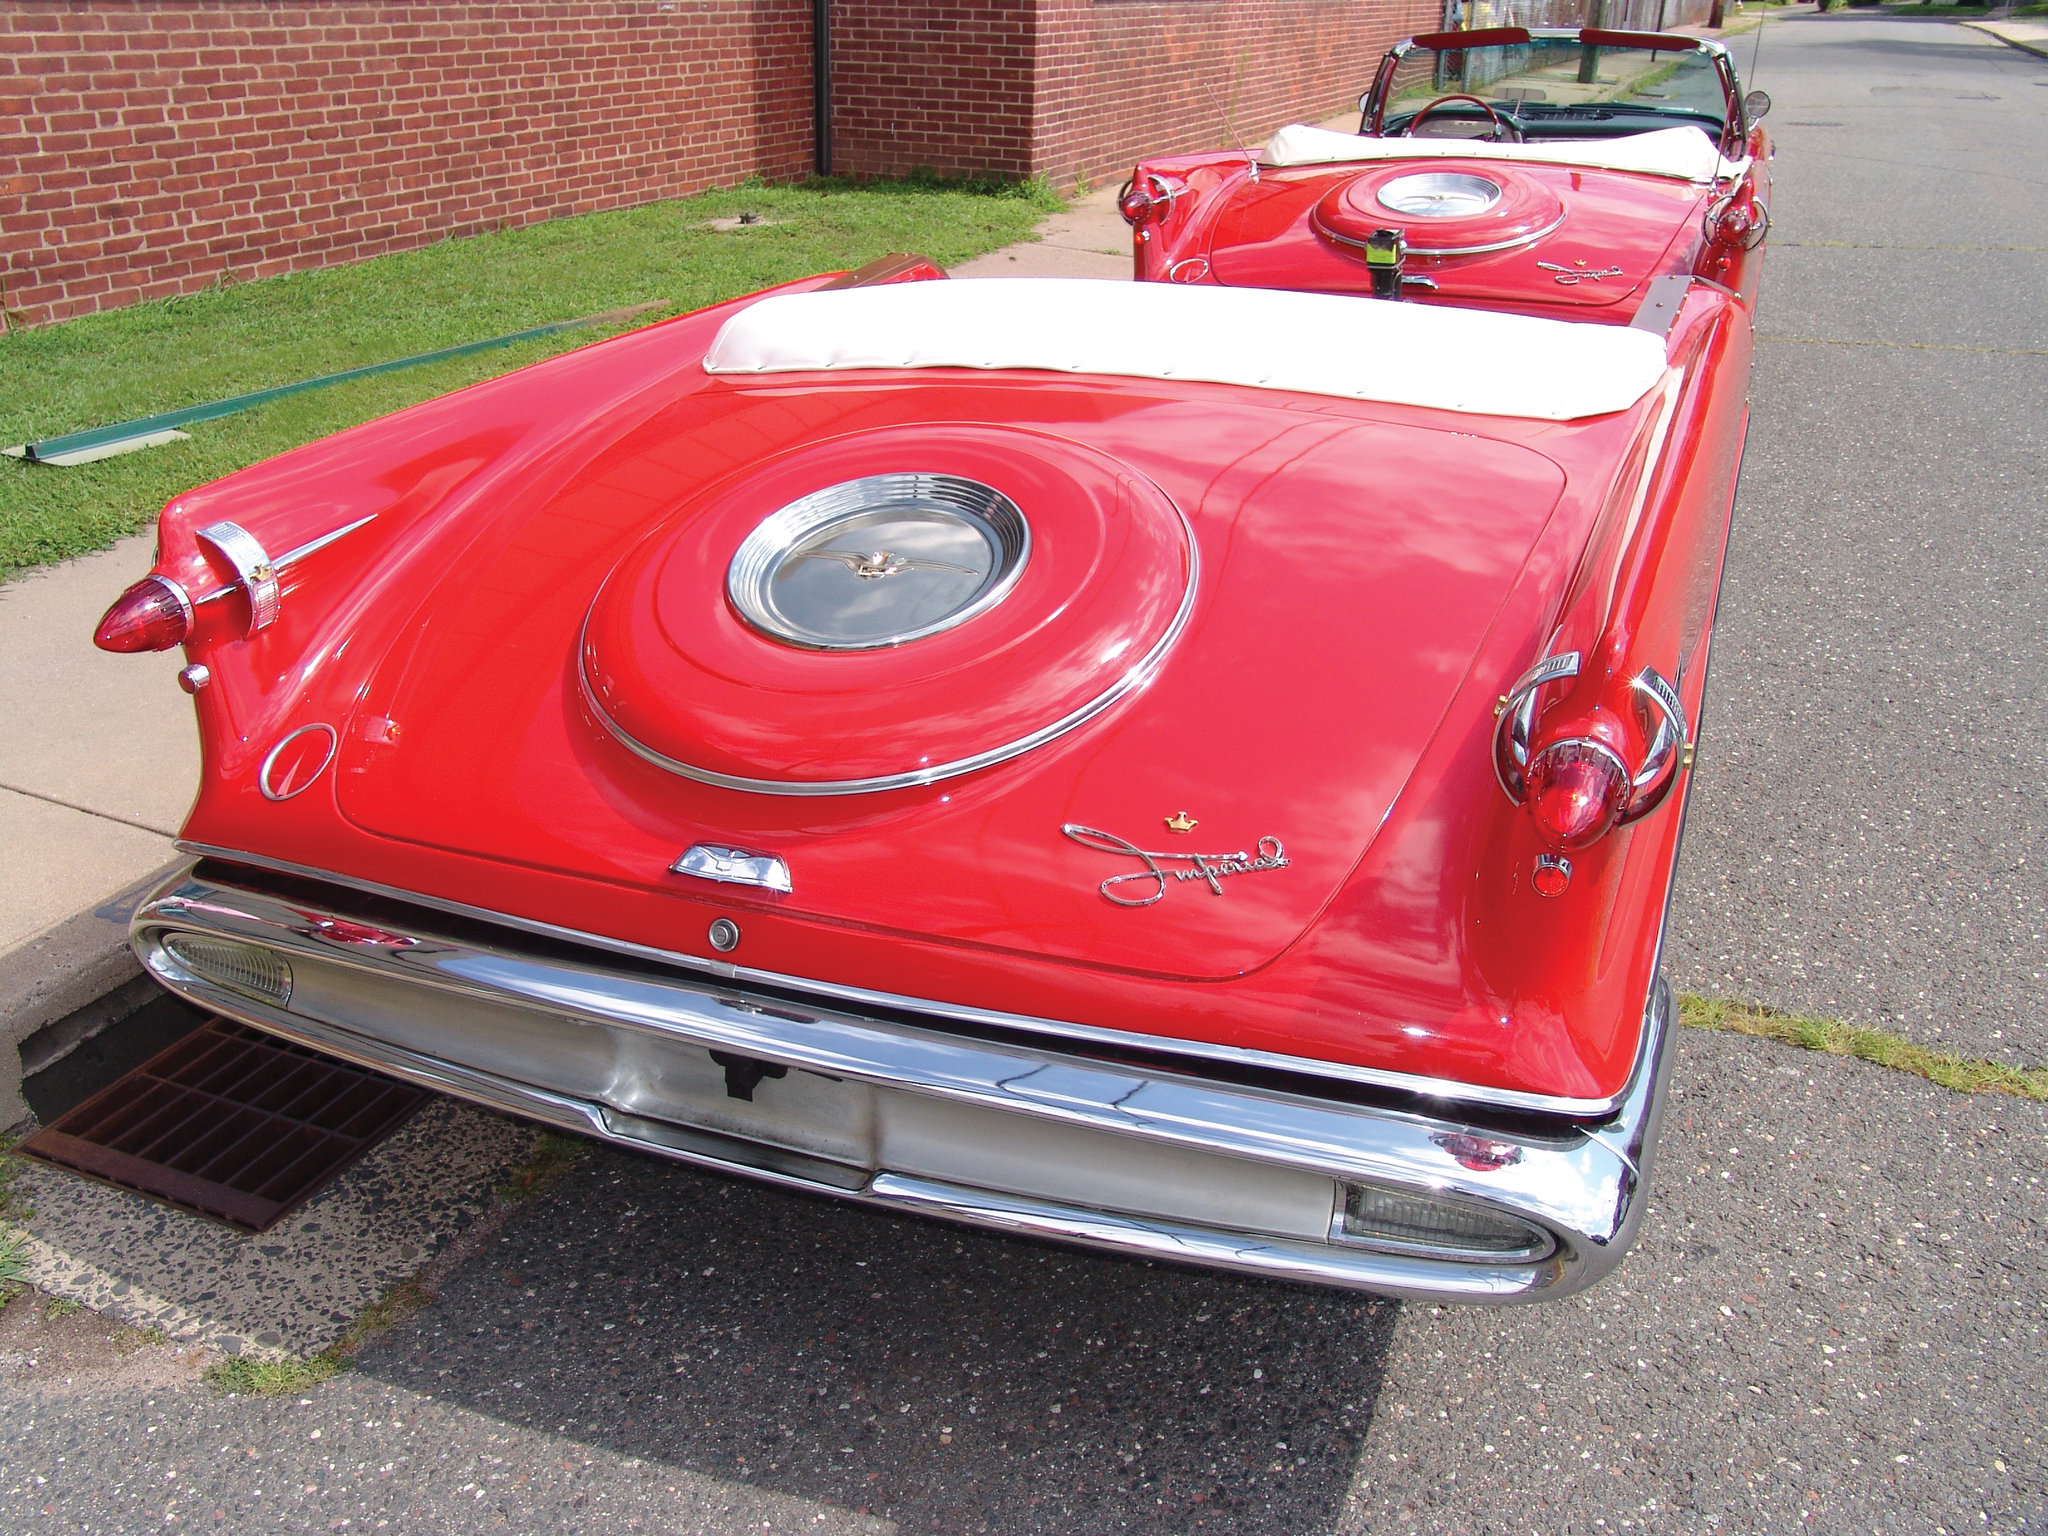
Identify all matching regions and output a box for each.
[257,723,338,802]
[580,503,1202,797]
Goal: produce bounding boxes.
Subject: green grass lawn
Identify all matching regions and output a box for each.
[0,176,1061,581]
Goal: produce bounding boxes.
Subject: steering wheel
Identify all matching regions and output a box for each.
[1403,93,1523,143]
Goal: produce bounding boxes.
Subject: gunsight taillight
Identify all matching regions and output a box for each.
[94,575,192,653]
[1492,652,1690,892]
[1118,173,1180,229]
[1526,739,1630,850]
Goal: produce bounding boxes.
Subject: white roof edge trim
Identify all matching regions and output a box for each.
[1261,122,1747,184]
[703,278,1670,423]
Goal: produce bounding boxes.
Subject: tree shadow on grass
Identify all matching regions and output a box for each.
[355,1142,1402,1534]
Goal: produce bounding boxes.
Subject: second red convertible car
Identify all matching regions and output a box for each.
[94,26,1768,1303]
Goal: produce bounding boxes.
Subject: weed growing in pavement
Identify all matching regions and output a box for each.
[0,1133,36,1224]
[206,1278,434,1397]
[114,1324,169,1357]
[1679,993,2048,1100]
[206,1127,585,1396]
[0,1228,28,1302]
[498,1131,584,1203]
[41,1296,80,1320]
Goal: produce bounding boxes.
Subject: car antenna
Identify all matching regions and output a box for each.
[1203,73,1259,182]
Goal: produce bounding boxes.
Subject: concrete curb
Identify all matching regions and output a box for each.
[1963,18,2048,57]
[0,857,188,1129]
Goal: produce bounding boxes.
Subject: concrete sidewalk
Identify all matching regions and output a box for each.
[0,536,197,1122]
[1965,17,2048,58]
[952,184,1128,279]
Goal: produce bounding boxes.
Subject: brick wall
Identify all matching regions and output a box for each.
[824,0,1438,188]
[1028,0,1440,188]
[0,1,815,327]
[828,0,1035,179]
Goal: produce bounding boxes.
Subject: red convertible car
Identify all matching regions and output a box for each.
[94,26,1767,1303]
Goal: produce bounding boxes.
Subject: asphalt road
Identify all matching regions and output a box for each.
[1,15,2043,1536]
[1659,13,2048,1067]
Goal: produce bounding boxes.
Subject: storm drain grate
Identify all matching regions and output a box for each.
[19,1016,428,1232]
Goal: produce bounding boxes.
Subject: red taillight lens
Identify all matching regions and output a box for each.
[1526,739,1629,850]
[1119,184,1158,226]
[94,576,192,653]
[1714,205,1751,244]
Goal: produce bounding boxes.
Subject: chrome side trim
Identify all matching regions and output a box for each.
[188,514,378,624]
[132,865,1676,1302]
[171,842,1634,1117]
[273,514,379,572]
[578,501,1201,798]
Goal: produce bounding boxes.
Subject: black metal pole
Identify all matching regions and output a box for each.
[813,0,832,176]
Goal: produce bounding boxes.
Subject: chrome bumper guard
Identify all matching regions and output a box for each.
[132,864,1674,1303]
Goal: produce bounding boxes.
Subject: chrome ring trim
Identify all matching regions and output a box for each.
[256,723,337,802]
[1620,664,1688,825]
[1491,650,1581,804]
[196,520,280,633]
[148,574,195,631]
[580,501,1201,797]
[1319,209,1566,260]
[168,841,1638,1117]
[726,474,1031,652]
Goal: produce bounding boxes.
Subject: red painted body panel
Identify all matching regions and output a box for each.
[131,144,1762,1105]
[1208,162,1702,313]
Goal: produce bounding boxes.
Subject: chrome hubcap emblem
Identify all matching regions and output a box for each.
[1376,172,1505,218]
[728,474,1029,651]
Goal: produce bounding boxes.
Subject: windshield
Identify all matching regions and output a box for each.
[1378,36,1730,138]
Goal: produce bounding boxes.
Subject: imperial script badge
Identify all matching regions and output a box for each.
[1062,824,1289,908]
[1536,260,1625,286]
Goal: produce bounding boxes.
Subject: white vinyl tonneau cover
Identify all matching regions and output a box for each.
[1260,122,1745,183]
[703,277,1671,422]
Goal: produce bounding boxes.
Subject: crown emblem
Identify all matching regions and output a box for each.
[1164,811,1198,834]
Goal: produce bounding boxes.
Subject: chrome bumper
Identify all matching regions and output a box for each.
[131,863,1674,1303]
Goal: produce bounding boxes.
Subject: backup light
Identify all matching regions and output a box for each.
[1334,1181,1554,1262]
[161,933,293,1007]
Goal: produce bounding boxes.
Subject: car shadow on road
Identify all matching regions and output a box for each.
[354,1141,1400,1534]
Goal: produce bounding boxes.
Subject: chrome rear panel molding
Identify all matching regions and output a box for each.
[172,841,1630,1117]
